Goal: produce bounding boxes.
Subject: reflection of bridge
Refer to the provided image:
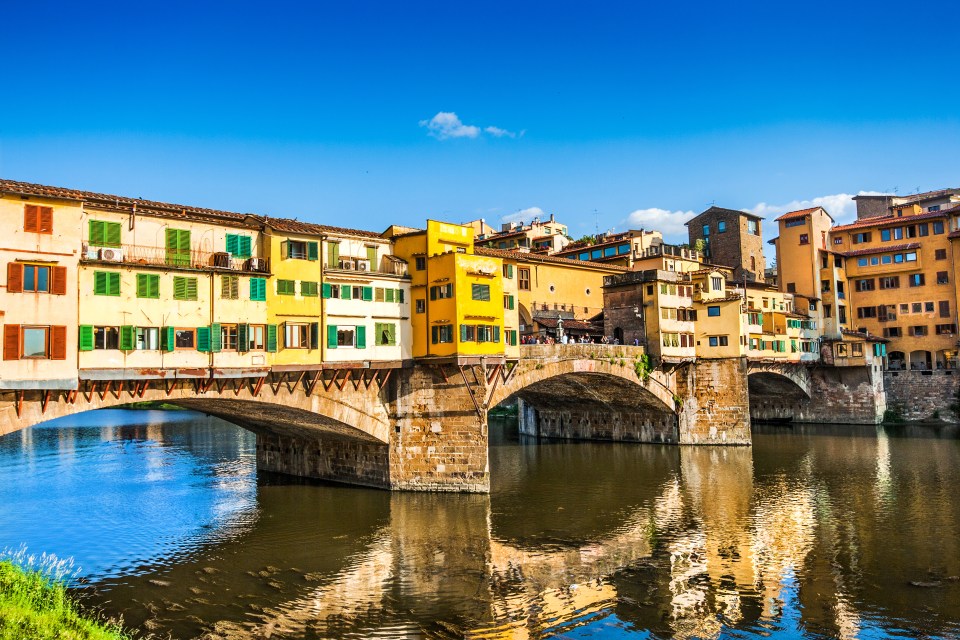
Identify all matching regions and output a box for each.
[0,346,884,491]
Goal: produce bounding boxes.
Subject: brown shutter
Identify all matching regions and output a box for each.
[23,205,39,233]
[38,207,54,234]
[50,326,67,360]
[51,266,67,295]
[3,325,21,360]
[7,262,23,293]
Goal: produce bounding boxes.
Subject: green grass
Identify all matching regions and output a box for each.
[0,550,132,640]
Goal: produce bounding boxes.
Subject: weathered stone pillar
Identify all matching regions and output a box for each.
[388,364,490,492]
[517,397,538,436]
[256,431,391,489]
[675,358,751,445]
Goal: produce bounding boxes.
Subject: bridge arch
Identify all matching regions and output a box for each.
[746,362,811,399]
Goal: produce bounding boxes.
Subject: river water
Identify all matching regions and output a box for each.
[1,410,959,639]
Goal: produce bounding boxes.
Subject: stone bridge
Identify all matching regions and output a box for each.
[0,346,883,492]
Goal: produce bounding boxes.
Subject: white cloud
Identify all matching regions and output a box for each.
[420,112,518,140]
[748,191,888,229]
[624,207,696,243]
[501,206,546,225]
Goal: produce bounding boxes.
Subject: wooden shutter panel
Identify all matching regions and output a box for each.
[328,243,339,267]
[266,324,278,352]
[226,234,239,256]
[106,222,121,247]
[310,322,319,349]
[388,323,396,346]
[239,235,252,258]
[4,324,21,360]
[322,283,332,298]
[108,272,120,296]
[341,285,351,300]
[356,325,366,349]
[237,324,249,353]
[362,286,373,301]
[89,220,104,246]
[327,325,338,349]
[161,327,175,352]
[7,263,23,293]
[366,246,377,265]
[307,242,319,261]
[197,326,211,352]
[38,207,53,234]
[210,323,222,352]
[78,325,94,351]
[398,289,404,303]
[23,205,39,233]
[50,326,67,360]
[120,325,136,351]
[51,266,67,295]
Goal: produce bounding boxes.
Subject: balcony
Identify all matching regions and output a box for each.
[81,244,271,274]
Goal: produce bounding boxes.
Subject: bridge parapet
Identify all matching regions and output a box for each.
[518,344,646,361]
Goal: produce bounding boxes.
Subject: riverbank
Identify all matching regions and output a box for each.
[0,559,131,640]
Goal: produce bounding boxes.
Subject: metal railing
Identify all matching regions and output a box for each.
[81,243,271,274]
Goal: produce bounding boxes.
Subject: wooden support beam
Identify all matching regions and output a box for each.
[251,376,266,397]
[84,381,96,403]
[287,371,305,394]
[67,389,78,405]
[322,370,337,392]
[98,380,112,401]
[165,380,177,397]
[270,372,285,395]
[457,365,483,419]
[14,391,23,418]
[233,378,243,396]
[335,370,351,391]
[305,372,320,397]
[112,381,123,400]
[437,365,450,384]
[40,390,52,414]
[376,369,392,390]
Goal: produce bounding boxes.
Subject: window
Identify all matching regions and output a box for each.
[933,221,945,234]
[277,279,296,295]
[22,326,50,357]
[136,327,159,350]
[852,232,872,244]
[936,248,947,260]
[835,343,848,357]
[857,258,868,267]
[416,299,425,313]
[375,322,397,346]
[221,324,238,351]
[24,205,53,234]
[137,273,160,298]
[834,237,843,245]
[431,324,453,344]
[852,343,863,357]
[518,268,531,290]
[301,281,319,297]
[879,276,899,289]
[711,276,723,290]
[243,324,265,351]
[22,265,50,293]
[911,302,922,313]
[857,307,876,319]
[884,327,902,338]
[285,323,310,349]
[747,219,758,235]
[250,277,267,301]
[94,271,121,296]
[855,279,875,292]
[925,301,935,313]
[935,271,950,285]
[881,228,891,242]
[504,294,515,310]
[430,283,454,299]
[821,279,831,292]
[786,219,805,228]
[221,274,240,299]
[919,223,929,237]
[717,221,726,233]
[909,274,925,287]
[708,336,729,347]
[929,205,941,212]
[88,220,121,247]
[910,325,928,337]
[617,244,630,254]
[936,324,957,335]
[838,306,847,323]
[940,301,951,318]
[173,276,198,300]
[165,228,191,267]
[579,252,590,261]
[175,329,195,349]
[502,263,515,279]
[702,224,710,236]
[799,234,809,245]
[707,306,721,317]
[471,284,491,301]
[283,240,319,261]
[461,324,476,342]
[415,256,426,271]
[225,234,252,258]
[94,326,120,350]
[893,227,903,240]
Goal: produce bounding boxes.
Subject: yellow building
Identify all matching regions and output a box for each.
[388,221,505,360]
[0,181,83,390]
[690,269,748,359]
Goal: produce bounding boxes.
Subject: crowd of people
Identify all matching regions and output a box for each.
[519,334,640,346]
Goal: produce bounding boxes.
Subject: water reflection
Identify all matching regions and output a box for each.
[1,413,959,638]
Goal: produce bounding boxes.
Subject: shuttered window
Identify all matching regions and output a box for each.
[366,246,377,265]
[356,325,366,349]
[88,220,122,247]
[327,242,340,267]
[93,271,121,296]
[321,283,332,298]
[250,277,266,301]
[225,234,252,258]
[24,205,53,234]
[165,228,191,267]
[266,324,278,352]
[173,276,198,300]
[50,326,67,359]
[277,279,296,295]
[136,273,160,298]
[361,286,373,301]
[4,325,21,360]
[301,281,319,297]
[221,275,240,299]
[471,284,491,301]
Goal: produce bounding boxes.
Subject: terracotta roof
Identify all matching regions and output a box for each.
[839,242,920,257]
[948,230,960,239]
[832,208,947,232]
[685,206,763,223]
[894,188,960,205]
[475,247,628,271]
[841,328,888,343]
[775,206,833,222]
[262,216,383,239]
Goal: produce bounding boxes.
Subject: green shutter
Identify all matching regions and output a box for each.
[94,271,107,295]
[237,323,249,353]
[341,285,351,300]
[398,289,404,303]
[385,288,395,303]
[210,323,222,352]
[186,278,197,300]
[225,234,239,256]
[105,222,121,247]
[366,246,377,265]
[460,325,469,342]
[120,325,136,351]
[322,283,332,298]
[307,241,319,261]
[388,323,396,346]
[137,273,159,299]
[507,264,514,278]
[166,229,190,266]
[108,272,120,296]
[239,235,252,259]
[494,326,501,343]
[266,324,278,352]
[362,286,373,301]
[327,325,338,349]
[88,220,104,246]
[197,326,211,352]
[280,240,289,259]
[310,322,319,349]
[161,326,175,352]
[328,242,340,267]
[250,277,266,301]
[356,325,366,349]
[79,325,94,351]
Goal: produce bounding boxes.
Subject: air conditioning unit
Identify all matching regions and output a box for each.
[356,260,370,272]
[245,258,266,272]
[339,259,355,270]
[99,248,124,262]
[84,246,100,260]
[212,252,231,268]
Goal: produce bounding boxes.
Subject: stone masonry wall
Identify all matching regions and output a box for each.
[750,366,885,424]
[256,431,390,488]
[389,365,489,492]
[884,370,960,422]
[675,358,751,444]
[520,404,678,443]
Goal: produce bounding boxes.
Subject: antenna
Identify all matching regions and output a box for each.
[593,209,599,236]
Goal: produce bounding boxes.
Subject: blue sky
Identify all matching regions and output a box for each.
[2,0,959,244]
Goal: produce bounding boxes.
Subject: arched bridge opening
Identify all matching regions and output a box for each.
[747,365,812,424]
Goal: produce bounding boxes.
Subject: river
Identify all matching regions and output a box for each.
[1,409,959,639]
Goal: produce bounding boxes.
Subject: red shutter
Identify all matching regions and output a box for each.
[50,326,67,360]
[6,263,23,293]
[23,205,39,233]
[51,266,67,295]
[38,207,54,234]
[3,325,21,360]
